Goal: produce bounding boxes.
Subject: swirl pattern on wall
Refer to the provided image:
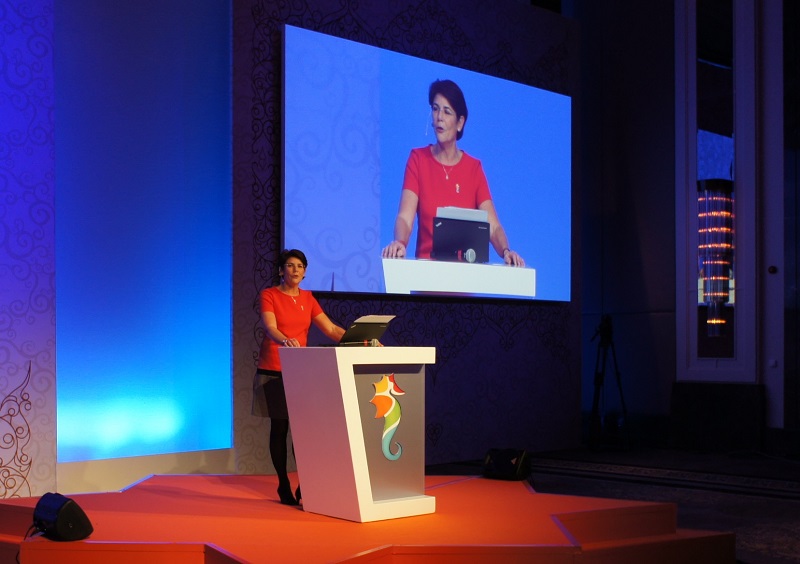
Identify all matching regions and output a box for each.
[0,363,33,497]
[0,0,56,495]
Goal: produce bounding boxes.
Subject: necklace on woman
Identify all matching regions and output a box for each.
[281,285,301,307]
[435,146,459,180]
[441,165,460,192]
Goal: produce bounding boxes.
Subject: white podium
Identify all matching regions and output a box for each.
[279,346,436,522]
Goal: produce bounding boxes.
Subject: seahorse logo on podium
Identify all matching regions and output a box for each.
[370,374,405,461]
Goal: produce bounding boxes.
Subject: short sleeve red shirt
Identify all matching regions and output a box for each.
[402,146,493,259]
[257,286,323,371]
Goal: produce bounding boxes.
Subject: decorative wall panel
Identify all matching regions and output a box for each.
[0,0,56,496]
[232,0,581,471]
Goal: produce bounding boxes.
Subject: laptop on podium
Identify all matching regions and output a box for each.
[430,207,490,263]
[338,315,395,346]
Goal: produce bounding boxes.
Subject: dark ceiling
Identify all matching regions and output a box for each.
[531,0,796,145]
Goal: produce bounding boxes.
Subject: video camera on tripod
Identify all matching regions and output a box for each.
[589,315,628,448]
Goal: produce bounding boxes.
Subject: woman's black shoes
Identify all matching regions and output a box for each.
[277,484,298,506]
[295,486,302,504]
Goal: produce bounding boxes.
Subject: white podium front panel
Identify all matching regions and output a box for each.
[382,258,536,298]
[280,346,436,522]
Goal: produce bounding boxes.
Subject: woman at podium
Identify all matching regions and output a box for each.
[380,79,524,267]
[253,248,345,505]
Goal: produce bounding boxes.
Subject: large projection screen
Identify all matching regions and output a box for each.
[283,25,571,301]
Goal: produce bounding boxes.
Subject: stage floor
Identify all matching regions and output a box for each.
[0,473,735,563]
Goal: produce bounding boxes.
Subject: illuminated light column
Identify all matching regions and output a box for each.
[697,179,735,337]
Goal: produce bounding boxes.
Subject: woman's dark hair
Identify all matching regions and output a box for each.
[278,248,308,271]
[428,79,468,140]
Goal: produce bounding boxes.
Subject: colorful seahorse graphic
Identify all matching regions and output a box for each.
[370,374,405,461]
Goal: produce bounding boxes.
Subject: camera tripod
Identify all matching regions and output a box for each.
[589,314,629,448]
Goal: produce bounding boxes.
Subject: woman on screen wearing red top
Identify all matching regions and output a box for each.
[381,79,525,267]
[253,248,345,505]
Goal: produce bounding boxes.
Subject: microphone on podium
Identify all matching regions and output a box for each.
[340,338,383,347]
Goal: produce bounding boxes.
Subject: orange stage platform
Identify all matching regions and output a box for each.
[0,473,735,563]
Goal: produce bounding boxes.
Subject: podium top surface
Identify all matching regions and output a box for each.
[382,258,535,298]
[285,346,436,365]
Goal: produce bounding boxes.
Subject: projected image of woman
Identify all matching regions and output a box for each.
[381,79,525,267]
[253,249,345,506]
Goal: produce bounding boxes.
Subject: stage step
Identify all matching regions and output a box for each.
[19,539,246,564]
[579,530,736,564]
[340,529,735,564]
[554,502,679,543]
[341,503,734,563]
[555,503,736,564]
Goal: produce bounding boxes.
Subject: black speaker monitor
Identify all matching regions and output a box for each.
[483,448,532,481]
[33,492,94,541]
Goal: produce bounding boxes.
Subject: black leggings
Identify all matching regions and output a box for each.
[270,418,293,487]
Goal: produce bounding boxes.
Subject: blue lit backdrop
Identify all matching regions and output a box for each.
[55,0,232,462]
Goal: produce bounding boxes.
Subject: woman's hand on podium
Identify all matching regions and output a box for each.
[381,240,407,259]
